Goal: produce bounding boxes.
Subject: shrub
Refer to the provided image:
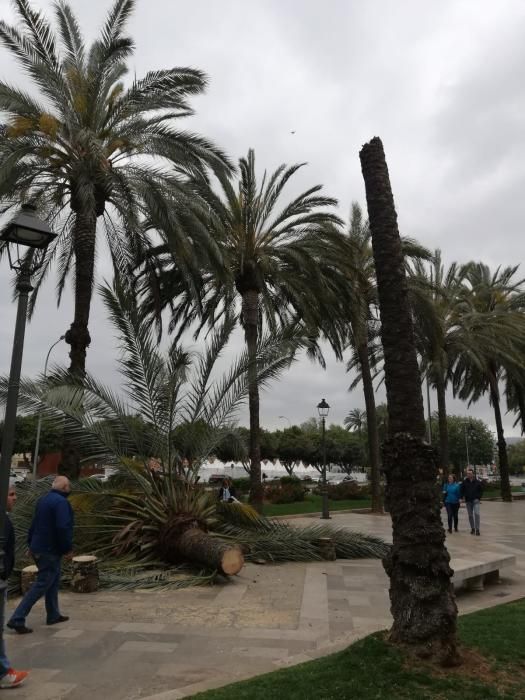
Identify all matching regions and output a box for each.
[264,481,305,504]
[313,481,370,500]
[231,478,251,492]
[280,475,301,485]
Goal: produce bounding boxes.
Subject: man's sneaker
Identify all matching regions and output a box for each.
[476,530,481,536]
[0,669,29,688]
[470,529,475,535]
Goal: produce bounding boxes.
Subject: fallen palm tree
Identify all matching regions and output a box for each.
[5,280,388,588]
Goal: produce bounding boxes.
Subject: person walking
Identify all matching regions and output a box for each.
[442,474,461,533]
[8,476,74,634]
[0,481,29,687]
[461,468,483,536]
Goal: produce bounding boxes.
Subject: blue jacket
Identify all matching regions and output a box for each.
[443,482,461,504]
[28,490,74,556]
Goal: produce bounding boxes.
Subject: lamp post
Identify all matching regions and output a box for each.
[32,335,65,482]
[0,204,56,646]
[317,398,330,519]
[464,420,476,478]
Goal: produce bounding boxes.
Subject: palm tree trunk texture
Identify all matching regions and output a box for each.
[171,528,244,575]
[243,289,263,510]
[489,378,512,502]
[435,374,450,477]
[357,341,383,512]
[60,210,97,480]
[360,137,458,664]
[66,210,97,375]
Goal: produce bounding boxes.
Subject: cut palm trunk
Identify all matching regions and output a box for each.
[71,555,99,593]
[169,528,244,576]
[360,136,458,665]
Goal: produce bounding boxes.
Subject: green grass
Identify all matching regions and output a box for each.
[262,494,371,517]
[191,599,525,699]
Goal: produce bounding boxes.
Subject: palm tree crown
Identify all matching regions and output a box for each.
[0,0,230,373]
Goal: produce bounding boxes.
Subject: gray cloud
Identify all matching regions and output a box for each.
[1,0,524,438]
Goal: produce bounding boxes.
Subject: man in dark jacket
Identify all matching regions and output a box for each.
[8,476,74,634]
[461,468,483,536]
[0,481,29,687]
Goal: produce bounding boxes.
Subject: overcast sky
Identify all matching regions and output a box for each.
[1,0,524,438]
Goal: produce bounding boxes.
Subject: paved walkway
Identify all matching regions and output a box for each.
[6,501,525,699]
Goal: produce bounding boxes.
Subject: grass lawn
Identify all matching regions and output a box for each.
[262,494,371,517]
[191,599,525,699]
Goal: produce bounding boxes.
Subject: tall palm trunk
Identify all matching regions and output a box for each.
[360,137,458,665]
[435,372,450,477]
[489,375,512,502]
[357,340,382,512]
[60,209,97,479]
[242,289,263,510]
[66,209,97,375]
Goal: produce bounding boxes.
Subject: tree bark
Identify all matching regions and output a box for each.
[360,137,458,665]
[60,209,97,480]
[489,377,512,502]
[242,289,263,511]
[435,373,450,477]
[357,340,382,512]
[173,528,244,575]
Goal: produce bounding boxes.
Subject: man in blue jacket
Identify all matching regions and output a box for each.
[8,476,73,634]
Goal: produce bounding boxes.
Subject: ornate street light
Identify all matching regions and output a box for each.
[317,398,330,519]
[0,204,56,647]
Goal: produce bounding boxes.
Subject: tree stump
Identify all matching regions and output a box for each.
[314,537,336,561]
[21,565,38,594]
[71,556,99,593]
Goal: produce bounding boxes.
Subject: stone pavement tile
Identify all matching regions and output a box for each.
[52,628,84,639]
[10,680,76,700]
[213,583,248,606]
[232,645,288,660]
[113,622,166,634]
[117,640,178,653]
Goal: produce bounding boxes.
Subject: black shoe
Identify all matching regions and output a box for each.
[448,528,452,533]
[6,623,33,635]
[454,528,458,532]
[471,529,475,534]
[475,530,480,536]
[46,615,69,626]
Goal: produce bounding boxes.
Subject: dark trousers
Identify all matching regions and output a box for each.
[9,553,62,626]
[445,502,459,531]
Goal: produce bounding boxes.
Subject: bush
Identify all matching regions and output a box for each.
[313,481,370,500]
[280,475,301,485]
[264,481,305,504]
[231,478,251,492]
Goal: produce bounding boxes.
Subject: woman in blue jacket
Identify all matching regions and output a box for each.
[443,474,461,533]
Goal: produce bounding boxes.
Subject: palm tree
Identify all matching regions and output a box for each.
[344,408,367,436]
[452,263,525,501]
[0,0,230,375]
[340,203,382,512]
[147,150,345,509]
[360,137,458,664]
[408,252,466,476]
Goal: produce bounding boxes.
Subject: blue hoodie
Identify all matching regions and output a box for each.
[442,482,461,505]
[28,489,74,556]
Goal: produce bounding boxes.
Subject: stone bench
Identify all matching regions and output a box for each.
[451,554,516,592]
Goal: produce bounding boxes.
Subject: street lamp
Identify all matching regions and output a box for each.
[317,398,330,519]
[32,335,66,482]
[463,420,476,478]
[0,204,56,646]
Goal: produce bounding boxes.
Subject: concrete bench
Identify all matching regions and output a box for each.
[451,554,516,591]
